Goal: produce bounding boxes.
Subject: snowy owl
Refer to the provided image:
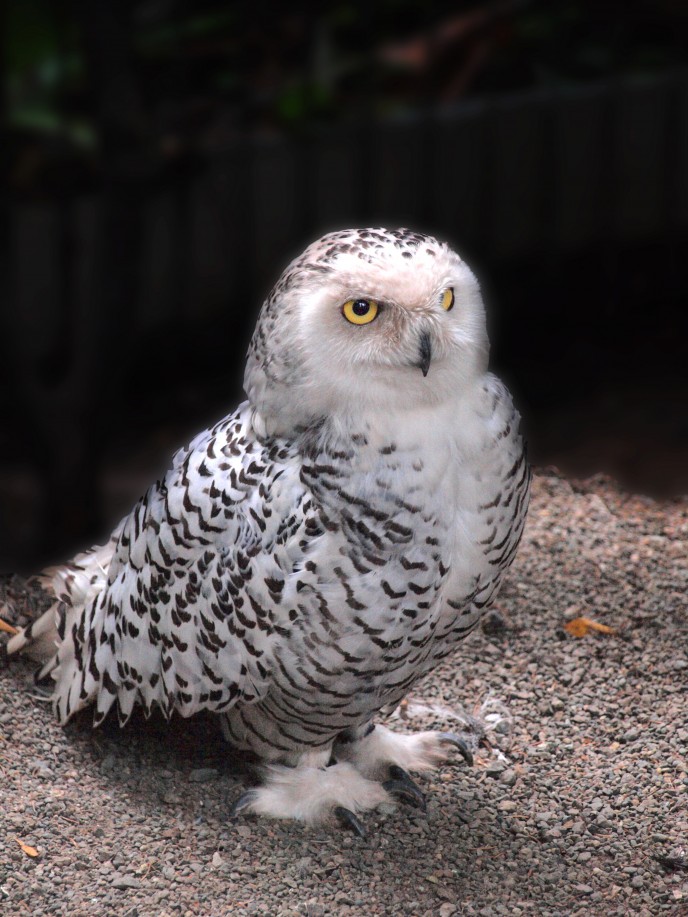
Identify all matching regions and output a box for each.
[5,228,530,833]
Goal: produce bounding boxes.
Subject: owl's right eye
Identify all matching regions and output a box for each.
[342,298,379,325]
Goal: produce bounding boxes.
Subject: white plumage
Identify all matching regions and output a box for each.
[6,228,530,830]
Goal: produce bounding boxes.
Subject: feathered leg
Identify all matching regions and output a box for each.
[228,749,394,831]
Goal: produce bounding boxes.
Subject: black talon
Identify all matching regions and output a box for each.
[229,789,258,820]
[383,765,427,812]
[334,806,366,838]
[438,733,474,767]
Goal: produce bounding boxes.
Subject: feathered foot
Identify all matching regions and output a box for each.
[332,723,474,780]
[228,724,475,833]
[229,761,393,830]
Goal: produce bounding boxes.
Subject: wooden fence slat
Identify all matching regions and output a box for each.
[252,139,303,293]
[312,126,368,232]
[370,116,428,227]
[615,76,674,241]
[672,77,688,229]
[553,85,609,252]
[430,102,489,252]
[140,189,179,327]
[489,94,550,259]
[11,204,61,355]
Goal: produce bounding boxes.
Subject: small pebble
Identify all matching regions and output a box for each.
[188,768,218,783]
[111,876,141,890]
[500,768,517,786]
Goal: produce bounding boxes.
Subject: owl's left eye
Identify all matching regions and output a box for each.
[441,288,455,311]
[342,298,379,325]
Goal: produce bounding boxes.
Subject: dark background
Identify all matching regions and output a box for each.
[1,0,687,574]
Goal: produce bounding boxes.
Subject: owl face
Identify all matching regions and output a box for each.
[245,229,490,437]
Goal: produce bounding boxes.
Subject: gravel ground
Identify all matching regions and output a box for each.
[1,470,687,917]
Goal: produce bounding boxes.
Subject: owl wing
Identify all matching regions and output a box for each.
[473,372,531,586]
[52,402,307,726]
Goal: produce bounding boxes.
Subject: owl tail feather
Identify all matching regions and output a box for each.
[2,538,118,674]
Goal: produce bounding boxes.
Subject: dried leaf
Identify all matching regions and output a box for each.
[15,837,39,857]
[564,617,616,638]
[0,618,19,635]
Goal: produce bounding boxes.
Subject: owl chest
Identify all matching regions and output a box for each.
[287,445,460,674]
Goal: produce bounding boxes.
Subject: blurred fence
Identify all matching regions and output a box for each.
[2,68,688,566]
[9,68,688,334]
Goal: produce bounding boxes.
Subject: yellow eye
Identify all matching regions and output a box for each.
[441,288,455,311]
[342,298,379,325]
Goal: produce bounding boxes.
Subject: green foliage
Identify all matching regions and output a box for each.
[5,0,91,147]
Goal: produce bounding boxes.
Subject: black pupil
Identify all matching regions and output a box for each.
[353,300,370,316]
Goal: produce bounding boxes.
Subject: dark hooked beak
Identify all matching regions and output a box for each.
[417,332,432,377]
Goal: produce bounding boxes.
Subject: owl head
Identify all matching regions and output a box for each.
[245,228,489,438]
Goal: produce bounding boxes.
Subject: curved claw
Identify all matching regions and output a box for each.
[383,765,427,812]
[229,789,258,820]
[438,733,474,767]
[334,806,366,838]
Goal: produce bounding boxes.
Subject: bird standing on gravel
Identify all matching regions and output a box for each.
[4,228,530,833]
